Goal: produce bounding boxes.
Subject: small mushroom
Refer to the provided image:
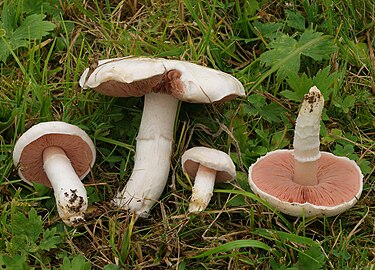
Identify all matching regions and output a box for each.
[181,147,236,213]
[13,121,96,226]
[79,57,245,217]
[248,86,363,217]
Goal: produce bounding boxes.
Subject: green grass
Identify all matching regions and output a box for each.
[0,0,374,269]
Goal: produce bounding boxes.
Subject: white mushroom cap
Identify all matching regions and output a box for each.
[248,149,363,217]
[181,147,236,183]
[13,121,96,187]
[79,57,245,103]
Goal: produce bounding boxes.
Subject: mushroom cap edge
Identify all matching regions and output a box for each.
[248,149,363,217]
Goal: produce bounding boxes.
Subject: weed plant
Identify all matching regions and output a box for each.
[0,0,374,269]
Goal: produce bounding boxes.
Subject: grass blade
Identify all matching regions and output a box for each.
[191,239,272,259]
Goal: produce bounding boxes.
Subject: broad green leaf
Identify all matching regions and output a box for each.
[244,0,260,17]
[357,159,371,175]
[103,265,122,270]
[33,182,51,196]
[245,94,285,123]
[285,10,306,31]
[0,38,11,62]
[282,72,313,102]
[287,72,312,94]
[342,95,356,109]
[71,255,91,270]
[40,228,62,251]
[298,245,325,270]
[282,66,340,102]
[259,103,285,123]
[26,208,44,243]
[256,30,337,85]
[13,14,55,40]
[1,1,17,33]
[253,145,268,156]
[86,186,100,204]
[231,115,248,147]
[259,34,300,81]
[12,208,43,243]
[252,21,283,40]
[61,254,91,270]
[261,34,298,62]
[234,171,250,191]
[0,254,31,270]
[332,95,356,113]
[192,239,272,259]
[298,30,337,61]
[247,93,267,106]
[23,0,62,17]
[279,90,301,102]
[9,38,29,51]
[333,143,355,157]
[0,9,55,63]
[227,193,246,207]
[312,66,341,98]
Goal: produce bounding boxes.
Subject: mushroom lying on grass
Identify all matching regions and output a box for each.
[181,147,236,213]
[13,121,96,226]
[79,57,245,217]
[248,86,363,217]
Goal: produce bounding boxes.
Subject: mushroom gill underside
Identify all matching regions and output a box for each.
[18,134,94,187]
[92,70,185,99]
[251,151,361,207]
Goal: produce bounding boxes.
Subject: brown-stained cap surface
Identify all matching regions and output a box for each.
[250,150,362,207]
[181,147,236,183]
[13,122,96,187]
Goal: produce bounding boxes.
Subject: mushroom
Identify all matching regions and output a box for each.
[181,147,236,213]
[79,57,245,217]
[248,86,363,217]
[13,121,96,226]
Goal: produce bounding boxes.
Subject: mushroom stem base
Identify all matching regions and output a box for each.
[113,93,179,217]
[43,146,88,226]
[293,160,318,186]
[188,165,217,213]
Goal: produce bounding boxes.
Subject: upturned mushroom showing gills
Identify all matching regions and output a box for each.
[79,57,245,217]
[181,147,236,213]
[13,121,96,226]
[248,86,363,217]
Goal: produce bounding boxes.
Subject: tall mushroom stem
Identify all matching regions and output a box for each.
[43,146,88,226]
[188,165,217,213]
[293,86,324,186]
[113,92,179,217]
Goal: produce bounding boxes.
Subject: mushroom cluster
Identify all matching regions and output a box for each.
[79,57,245,217]
[12,56,244,225]
[13,56,363,225]
[248,86,363,217]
